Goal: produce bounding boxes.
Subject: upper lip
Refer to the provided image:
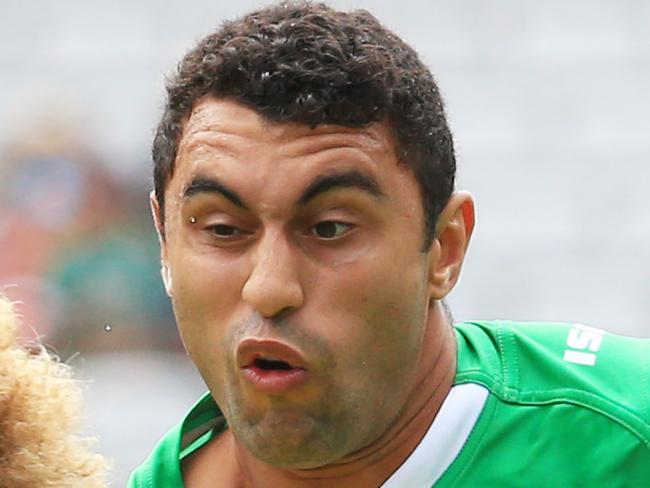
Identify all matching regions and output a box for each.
[236,338,308,370]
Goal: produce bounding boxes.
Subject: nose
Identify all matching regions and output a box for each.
[241,230,304,318]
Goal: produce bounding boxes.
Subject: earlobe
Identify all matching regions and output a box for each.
[428,191,475,299]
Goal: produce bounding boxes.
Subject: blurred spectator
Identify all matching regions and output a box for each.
[0,124,175,355]
[47,214,177,354]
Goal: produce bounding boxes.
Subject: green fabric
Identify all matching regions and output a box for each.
[128,393,221,488]
[128,321,650,487]
[437,321,650,487]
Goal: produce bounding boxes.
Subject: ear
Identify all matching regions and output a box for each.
[150,191,173,297]
[427,191,475,299]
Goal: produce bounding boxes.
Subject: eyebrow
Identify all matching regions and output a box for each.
[297,170,385,205]
[182,170,385,210]
[182,177,249,209]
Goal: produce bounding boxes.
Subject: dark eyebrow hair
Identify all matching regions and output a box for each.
[182,176,248,209]
[297,170,385,205]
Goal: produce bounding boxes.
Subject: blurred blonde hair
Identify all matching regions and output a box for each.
[0,296,107,487]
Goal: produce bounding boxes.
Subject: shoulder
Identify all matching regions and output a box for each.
[440,321,650,485]
[128,422,184,488]
[128,392,222,488]
[454,320,650,445]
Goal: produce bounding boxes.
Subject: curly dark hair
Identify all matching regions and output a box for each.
[153,0,455,248]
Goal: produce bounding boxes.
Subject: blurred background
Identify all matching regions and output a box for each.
[1,0,648,485]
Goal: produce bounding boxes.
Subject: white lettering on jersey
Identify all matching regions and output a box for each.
[563,324,605,366]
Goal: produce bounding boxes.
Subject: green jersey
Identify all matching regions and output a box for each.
[128,321,650,487]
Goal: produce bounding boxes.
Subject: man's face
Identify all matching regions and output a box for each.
[157,98,438,468]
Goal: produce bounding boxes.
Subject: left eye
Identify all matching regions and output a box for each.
[311,221,353,239]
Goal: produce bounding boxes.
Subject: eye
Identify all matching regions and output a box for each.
[208,224,246,238]
[311,221,354,239]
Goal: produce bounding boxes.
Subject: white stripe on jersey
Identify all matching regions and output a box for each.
[381,383,489,488]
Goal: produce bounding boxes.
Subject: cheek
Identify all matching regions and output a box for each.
[301,255,428,443]
[171,249,246,314]
[314,250,429,384]
[168,252,247,375]
[361,276,426,368]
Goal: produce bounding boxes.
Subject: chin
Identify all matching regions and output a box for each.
[233,408,352,468]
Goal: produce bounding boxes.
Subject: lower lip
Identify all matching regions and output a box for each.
[242,366,310,395]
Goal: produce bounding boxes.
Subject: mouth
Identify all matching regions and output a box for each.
[252,357,295,371]
[237,338,310,394]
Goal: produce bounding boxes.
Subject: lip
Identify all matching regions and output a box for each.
[236,338,308,369]
[237,338,310,395]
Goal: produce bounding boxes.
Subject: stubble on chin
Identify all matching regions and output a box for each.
[209,315,366,468]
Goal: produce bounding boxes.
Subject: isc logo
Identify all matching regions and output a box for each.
[563,324,605,366]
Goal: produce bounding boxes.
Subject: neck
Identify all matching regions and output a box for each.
[230,302,457,488]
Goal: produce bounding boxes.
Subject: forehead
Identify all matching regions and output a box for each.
[167,97,419,212]
[177,97,396,164]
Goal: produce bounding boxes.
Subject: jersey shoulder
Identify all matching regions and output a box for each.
[454,320,650,445]
[128,392,221,488]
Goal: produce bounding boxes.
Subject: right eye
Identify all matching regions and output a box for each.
[207,224,246,238]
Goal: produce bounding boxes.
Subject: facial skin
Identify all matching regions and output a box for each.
[152,97,474,483]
